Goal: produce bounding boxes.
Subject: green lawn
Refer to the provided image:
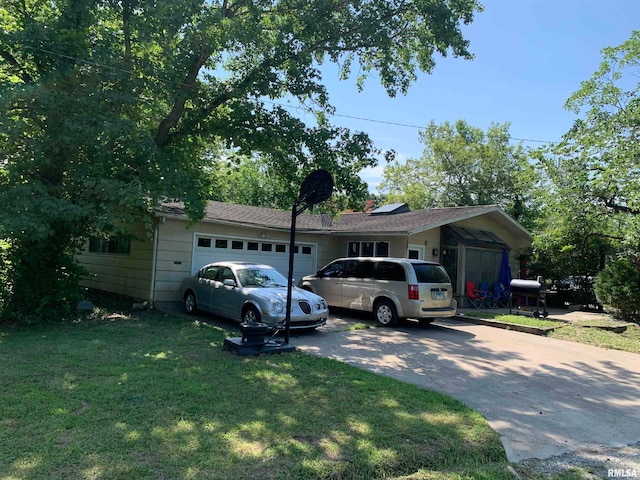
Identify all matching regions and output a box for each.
[0,307,512,480]
[460,311,566,329]
[549,322,640,354]
[461,310,640,354]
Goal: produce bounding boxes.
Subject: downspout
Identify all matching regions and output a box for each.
[149,218,161,304]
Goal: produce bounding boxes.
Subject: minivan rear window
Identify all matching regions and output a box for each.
[375,262,406,281]
[412,264,451,283]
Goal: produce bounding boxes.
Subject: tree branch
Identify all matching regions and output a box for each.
[155,40,212,147]
[604,199,640,215]
[0,50,34,83]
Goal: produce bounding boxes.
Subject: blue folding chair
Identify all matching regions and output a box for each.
[479,281,498,308]
[492,282,510,308]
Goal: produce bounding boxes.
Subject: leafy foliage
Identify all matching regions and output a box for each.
[0,0,482,320]
[533,30,640,288]
[380,120,540,227]
[594,257,640,323]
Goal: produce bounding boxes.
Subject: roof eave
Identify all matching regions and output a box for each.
[407,206,532,242]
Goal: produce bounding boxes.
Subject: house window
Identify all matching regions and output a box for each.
[262,243,273,252]
[375,242,389,257]
[362,242,374,256]
[293,245,312,254]
[347,241,390,258]
[88,235,131,255]
[276,244,286,253]
[248,242,259,251]
[197,237,211,248]
[215,239,228,249]
[232,241,243,250]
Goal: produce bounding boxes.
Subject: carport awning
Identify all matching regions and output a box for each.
[445,226,509,250]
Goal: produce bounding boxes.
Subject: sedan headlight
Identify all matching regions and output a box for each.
[271,301,284,313]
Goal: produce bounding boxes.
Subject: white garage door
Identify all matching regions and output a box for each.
[192,234,317,282]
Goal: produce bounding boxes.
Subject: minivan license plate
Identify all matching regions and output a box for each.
[433,291,444,300]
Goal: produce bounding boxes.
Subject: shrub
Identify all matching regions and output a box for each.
[0,238,84,324]
[594,257,640,324]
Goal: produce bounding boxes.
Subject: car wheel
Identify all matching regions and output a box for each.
[242,305,261,325]
[374,300,398,327]
[184,292,197,315]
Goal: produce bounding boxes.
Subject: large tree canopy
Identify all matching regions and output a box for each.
[529,30,640,308]
[534,30,640,285]
[0,0,482,318]
[380,120,539,227]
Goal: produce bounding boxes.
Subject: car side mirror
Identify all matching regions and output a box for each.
[223,279,236,287]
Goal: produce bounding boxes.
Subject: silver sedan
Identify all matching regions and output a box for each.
[180,262,328,330]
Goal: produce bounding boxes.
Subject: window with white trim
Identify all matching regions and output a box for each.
[347,241,390,257]
[88,235,131,255]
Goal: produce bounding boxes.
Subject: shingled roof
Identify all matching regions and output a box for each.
[157,201,531,241]
[158,201,331,231]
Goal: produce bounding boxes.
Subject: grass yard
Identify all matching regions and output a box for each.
[549,322,640,354]
[461,311,640,354]
[0,306,512,480]
[460,311,566,329]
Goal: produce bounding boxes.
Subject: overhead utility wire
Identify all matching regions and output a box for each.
[19,43,557,145]
[263,100,557,145]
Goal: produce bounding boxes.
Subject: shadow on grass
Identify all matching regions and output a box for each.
[0,309,511,480]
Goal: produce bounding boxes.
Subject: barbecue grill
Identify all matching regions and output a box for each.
[509,278,550,318]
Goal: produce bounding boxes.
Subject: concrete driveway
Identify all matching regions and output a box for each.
[291,317,640,462]
[157,302,640,462]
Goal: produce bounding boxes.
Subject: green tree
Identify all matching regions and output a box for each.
[539,30,640,252]
[380,120,539,226]
[0,0,482,320]
[594,257,640,323]
[209,154,293,209]
[534,30,640,296]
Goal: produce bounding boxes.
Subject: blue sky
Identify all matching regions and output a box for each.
[315,1,640,192]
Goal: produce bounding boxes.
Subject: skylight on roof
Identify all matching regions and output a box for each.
[369,203,410,216]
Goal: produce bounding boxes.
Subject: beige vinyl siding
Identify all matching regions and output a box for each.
[407,230,442,260]
[78,223,154,301]
[152,218,196,302]
[315,235,342,270]
[152,218,325,302]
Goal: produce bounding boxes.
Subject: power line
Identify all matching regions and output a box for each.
[331,113,556,144]
[17,44,557,145]
[262,100,558,145]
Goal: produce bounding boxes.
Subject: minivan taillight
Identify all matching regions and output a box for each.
[408,284,419,300]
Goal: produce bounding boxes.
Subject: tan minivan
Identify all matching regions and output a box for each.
[299,257,457,326]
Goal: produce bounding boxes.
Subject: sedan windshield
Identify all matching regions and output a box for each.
[236,268,288,288]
